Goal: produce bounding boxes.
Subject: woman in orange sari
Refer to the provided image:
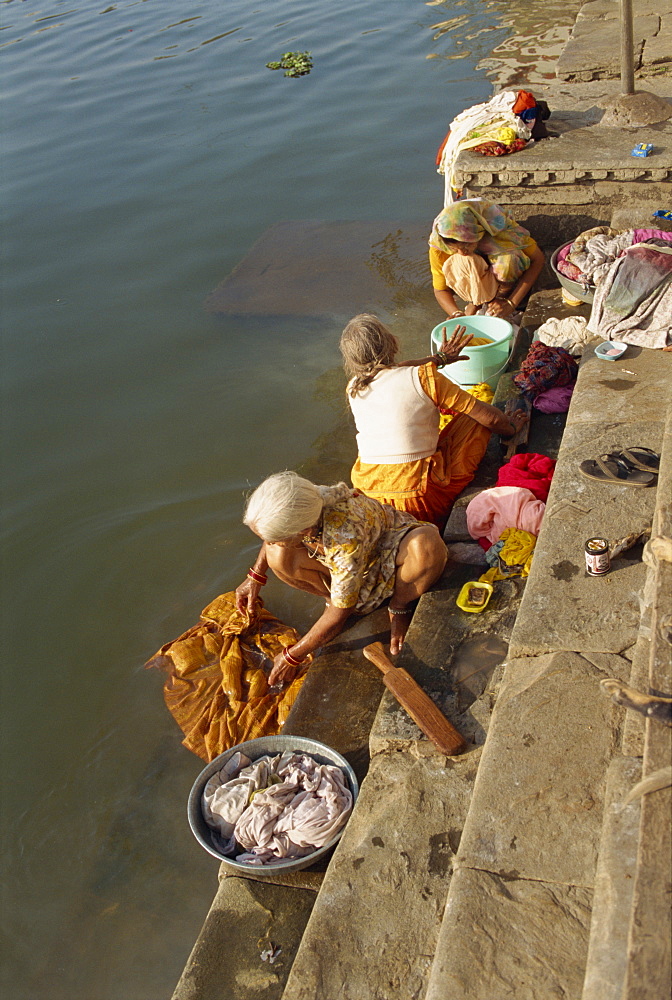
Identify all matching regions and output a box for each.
[340,313,528,532]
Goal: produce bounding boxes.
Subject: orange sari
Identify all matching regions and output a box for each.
[146,592,306,761]
[350,364,491,531]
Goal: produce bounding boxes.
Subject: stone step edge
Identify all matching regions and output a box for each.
[422,337,671,998]
[621,406,672,1000]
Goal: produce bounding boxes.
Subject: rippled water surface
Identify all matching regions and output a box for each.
[1,1,566,995]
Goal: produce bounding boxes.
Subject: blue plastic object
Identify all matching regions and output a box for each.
[631,143,653,157]
[653,209,672,219]
[594,341,627,361]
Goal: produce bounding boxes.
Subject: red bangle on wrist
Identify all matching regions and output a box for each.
[282,646,304,667]
[248,568,267,585]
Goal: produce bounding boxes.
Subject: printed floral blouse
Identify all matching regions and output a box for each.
[309,487,421,614]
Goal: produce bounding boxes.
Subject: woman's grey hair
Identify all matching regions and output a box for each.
[340,313,399,397]
[244,471,325,542]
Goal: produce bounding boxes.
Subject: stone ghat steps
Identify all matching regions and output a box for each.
[555,0,672,83]
[426,326,671,997]
[171,286,670,1000]
[279,294,671,1000]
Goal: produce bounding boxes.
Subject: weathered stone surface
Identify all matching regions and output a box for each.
[624,427,672,997]
[572,346,672,424]
[601,90,672,126]
[443,503,472,542]
[171,877,315,1000]
[643,17,672,67]
[281,750,476,1000]
[557,17,655,79]
[455,650,626,885]
[623,731,672,999]
[425,867,593,1000]
[611,202,672,230]
[510,371,666,656]
[219,859,326,891]
[581,756,643,1000]
[283,606,391,783]
[369,567,520,753]
[620,633,650,756]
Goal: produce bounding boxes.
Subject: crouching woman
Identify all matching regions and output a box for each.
[235,471,447,684]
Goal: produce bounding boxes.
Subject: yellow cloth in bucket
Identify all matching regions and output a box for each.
[439,380,494,429]
[145,592,305,761]
[479,528,537,583]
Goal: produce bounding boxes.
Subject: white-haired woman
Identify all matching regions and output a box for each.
[235,471,447,685]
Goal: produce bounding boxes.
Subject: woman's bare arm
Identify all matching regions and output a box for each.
[398,326,473,368]
[268,604,352,685]
[487,244,545,318]
[234,543,269,614]
[468,398,529,437]
[434,287,466,318]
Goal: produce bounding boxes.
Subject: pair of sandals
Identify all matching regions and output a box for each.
[580,447,660,487]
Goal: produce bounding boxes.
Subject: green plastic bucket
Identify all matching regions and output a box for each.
[431,315,514,386]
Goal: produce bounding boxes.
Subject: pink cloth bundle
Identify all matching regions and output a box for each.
[466,486,546,545]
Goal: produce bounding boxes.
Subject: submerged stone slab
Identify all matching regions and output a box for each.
[425,867,593,1000]
[282,750,476,1000]
[581,756,643,1000]
[172,877,315,1000]
[204,220,430,317]
[456,651,626,886]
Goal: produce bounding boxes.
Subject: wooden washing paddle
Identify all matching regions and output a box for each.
[363,642,466,755]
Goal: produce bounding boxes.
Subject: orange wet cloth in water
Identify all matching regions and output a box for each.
[146,592,306,761]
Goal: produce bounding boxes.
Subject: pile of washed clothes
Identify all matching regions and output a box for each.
[202,750,353,866]
[513,341,579,414]
[465,453,556,583]
[557,225,672,348]
[436,89,550,204]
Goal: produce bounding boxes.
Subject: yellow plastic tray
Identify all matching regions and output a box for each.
[456,580,494,613]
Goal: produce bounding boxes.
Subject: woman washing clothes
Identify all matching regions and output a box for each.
[235,471,449,680]
[340,313,529,532]
[429,198,545,320]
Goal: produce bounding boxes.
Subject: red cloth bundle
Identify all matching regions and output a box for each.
[473,138,528,157]
[495,453,556,503]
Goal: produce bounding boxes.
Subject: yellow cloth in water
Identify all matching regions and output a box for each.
[145,592,305,761]
[479,528,537,583]
[440,381,494,429]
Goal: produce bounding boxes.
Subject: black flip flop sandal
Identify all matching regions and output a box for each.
[619,447,660,474]
[579,454,655,487]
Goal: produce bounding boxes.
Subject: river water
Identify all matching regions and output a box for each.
[1,1,580,996]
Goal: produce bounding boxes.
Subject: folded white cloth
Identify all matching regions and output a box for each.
[202,751,353,865]
[535,315,592,356]
[438,91,530,205]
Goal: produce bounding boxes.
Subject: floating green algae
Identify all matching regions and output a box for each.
[266,51,313,77]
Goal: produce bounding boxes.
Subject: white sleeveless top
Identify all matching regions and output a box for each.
[348,366,439,464]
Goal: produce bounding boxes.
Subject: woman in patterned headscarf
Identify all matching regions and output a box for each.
[429,198,544,321]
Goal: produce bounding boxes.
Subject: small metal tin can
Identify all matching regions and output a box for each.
[585,537,610,576]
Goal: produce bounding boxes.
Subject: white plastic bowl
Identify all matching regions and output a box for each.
[594,341,627,360]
